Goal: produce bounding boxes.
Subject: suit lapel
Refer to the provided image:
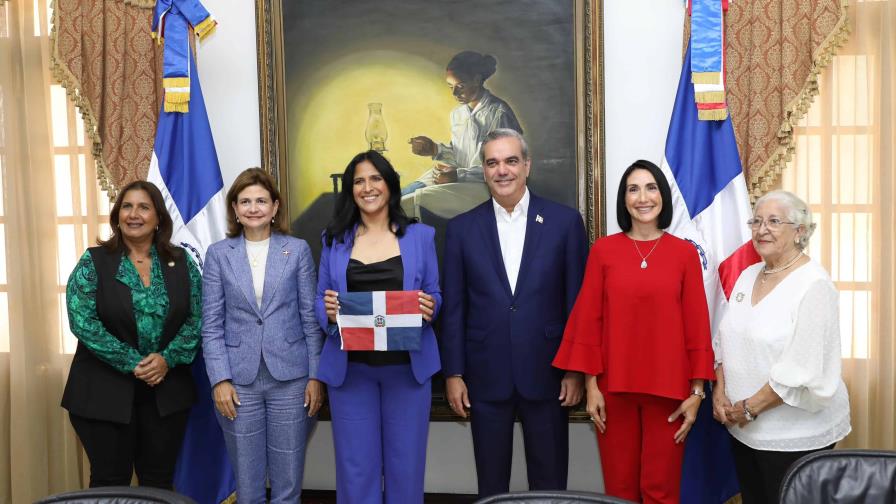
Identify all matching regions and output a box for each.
[225,236,262,317]
[514,193,544,300]
[398,228,415,290]
[260,234,289,314]
[477,201,513,299]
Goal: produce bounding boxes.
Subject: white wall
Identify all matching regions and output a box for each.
[199,0,685,494]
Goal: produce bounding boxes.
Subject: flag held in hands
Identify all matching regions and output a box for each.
[337,291,423,351]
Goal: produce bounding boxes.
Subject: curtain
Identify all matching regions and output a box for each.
[51,0,161,194]
[710,0,849,197]
[0,2,85,503]
[781,0,896,450]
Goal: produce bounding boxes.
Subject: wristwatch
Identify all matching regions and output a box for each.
[690,388,706,400]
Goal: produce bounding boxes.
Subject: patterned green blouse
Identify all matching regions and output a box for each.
[66,246,202,374]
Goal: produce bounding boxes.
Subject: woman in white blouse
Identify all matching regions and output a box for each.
[713,190,851,504]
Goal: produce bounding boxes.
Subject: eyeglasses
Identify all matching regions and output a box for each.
[746,217,797,231]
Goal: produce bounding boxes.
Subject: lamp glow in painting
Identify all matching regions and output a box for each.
[366,102,388,152]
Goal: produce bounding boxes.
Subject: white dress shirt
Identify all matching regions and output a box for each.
[246,237,270,308]
[718,260,851,451]
[493,188,529,294]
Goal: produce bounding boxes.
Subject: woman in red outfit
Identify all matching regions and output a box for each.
[553,160,715,504]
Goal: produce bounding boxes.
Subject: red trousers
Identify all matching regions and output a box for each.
[597,391,685,504]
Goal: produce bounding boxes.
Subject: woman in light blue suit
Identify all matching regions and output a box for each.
[202,168,324,503]
[317,151,441,503]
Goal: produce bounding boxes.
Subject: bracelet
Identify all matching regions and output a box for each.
[690,388,705,400]
[743,400,758,422]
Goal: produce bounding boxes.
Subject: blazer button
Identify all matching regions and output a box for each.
[256,319,263,325]
[510,306,517,311]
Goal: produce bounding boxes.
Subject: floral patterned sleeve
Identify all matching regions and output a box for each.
[160,253,202,368]
[66,252,143,373]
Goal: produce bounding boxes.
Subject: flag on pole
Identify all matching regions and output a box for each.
[661,42,761,504]
[337,291,424,351]
[146,6,234,502]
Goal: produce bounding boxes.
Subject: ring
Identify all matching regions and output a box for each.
[589,416,595,422]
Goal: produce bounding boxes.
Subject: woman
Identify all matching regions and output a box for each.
[62,180,201,489]
[202,168,324,503]
[405,50,523,194]
[713,190,851,504]
[316,150,440,503]
[552,160,715,503]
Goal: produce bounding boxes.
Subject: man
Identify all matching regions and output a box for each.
[441,128,588,497]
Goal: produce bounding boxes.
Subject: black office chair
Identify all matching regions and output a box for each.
[474,490,635,504]
[35,486,198,504]
[779,449,896,503]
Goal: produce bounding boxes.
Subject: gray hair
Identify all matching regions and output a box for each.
[479,128,529,163]
[754,190,817,250]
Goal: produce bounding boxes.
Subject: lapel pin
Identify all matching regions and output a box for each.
[735,292,745,303]
[535,214,544,224]
[282,250,290,256]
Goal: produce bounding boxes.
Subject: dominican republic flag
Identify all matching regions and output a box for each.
[664,43,761,504]
[147,21,236,504]
[337,291,423,351]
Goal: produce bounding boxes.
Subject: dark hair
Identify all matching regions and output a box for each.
[446,51,497,83]
[324,151,417,245]
[99,180,181,262]
[226,167,289,238]
[615,160,673,232]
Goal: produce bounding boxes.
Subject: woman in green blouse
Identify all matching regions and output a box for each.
[61,180,201,489]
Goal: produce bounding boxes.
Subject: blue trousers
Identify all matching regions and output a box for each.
[217,361,310,504]
[329,362,431,504]
[470,393,569,498]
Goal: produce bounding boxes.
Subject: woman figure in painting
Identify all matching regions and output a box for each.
[202,168,324,503]
[552,160,715,504]
[62,180,201,489]
[713,190,850,504]
[404,50,523,195]
[317,150,441,503]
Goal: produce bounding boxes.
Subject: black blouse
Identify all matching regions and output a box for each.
[346,255,411,366]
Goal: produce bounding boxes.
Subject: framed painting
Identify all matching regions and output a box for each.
[257,0,605,420]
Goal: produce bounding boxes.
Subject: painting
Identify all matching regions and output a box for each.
[257,0,604,420]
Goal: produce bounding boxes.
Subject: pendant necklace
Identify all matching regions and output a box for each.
[247,248,262,268]
[629,233,664,269]
[760,251,803,284]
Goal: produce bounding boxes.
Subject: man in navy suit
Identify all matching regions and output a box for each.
[441,129,588,497]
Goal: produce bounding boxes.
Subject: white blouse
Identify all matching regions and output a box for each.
[717,260,851,451]
[246,237,270,308]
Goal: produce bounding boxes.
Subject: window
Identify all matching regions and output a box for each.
[782,53,877,359]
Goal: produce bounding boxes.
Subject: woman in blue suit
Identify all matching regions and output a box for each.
[202,168,324,503]
[317,150,441,503]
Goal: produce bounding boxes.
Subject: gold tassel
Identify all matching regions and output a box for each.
[691,71,721,85]
[163,77,190,89]
[165,91,190,103]
[193,16,217,42]
[695,91,725,104]
[164,101,189,113]
[698,108,728,121]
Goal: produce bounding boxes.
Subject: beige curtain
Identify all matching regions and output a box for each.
[0,1,104,502]
[781,0,896,450]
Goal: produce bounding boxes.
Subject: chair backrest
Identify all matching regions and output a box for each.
[473,490,635,504]
[35,485,198,504]
[779,449,896,504]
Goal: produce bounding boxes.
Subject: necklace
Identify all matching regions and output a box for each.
[760,251,803,283]
[248,248,262,268]
[629,233,664,269]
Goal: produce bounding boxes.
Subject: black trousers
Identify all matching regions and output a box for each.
[730,435,835,504]
[69,381,190,489]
